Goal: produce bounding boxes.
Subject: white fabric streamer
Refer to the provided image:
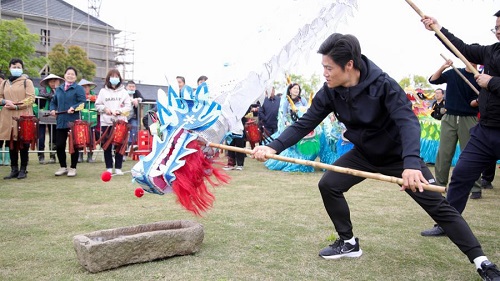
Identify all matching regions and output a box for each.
[199,0,358,145]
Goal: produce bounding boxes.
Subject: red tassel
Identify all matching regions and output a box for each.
[9,126,14,150]
[68,128,75,154]
[171,140,230,216]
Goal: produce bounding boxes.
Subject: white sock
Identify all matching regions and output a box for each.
[345,237,356,245]
[474,256,488,269]
[107,168,112,173]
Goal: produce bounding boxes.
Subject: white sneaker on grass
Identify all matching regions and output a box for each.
[115,169,124,176]
[54,167,68,176]
[67,168,77,177]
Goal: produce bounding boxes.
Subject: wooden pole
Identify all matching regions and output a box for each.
[209,142,446,193]
[440,53,480,95]
[405,0,479,75]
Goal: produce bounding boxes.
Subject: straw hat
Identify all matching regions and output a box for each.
[40,74,64,88]
[78,78,97,89]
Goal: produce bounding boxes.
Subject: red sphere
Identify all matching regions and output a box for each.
[135,188,145,198]
[101,171,112,182]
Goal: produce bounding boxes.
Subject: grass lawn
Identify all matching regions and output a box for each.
[0,153,499,281]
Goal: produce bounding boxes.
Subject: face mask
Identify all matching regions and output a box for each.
[128,90,135,95]
[110,77,120,86]
[10,68,23,77]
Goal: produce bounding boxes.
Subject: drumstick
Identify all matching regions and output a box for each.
[208,142,446,193]
[440,53,480,95]
[43,103,86,116]
[405,0,479,76]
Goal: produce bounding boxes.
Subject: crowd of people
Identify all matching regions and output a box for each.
[1,8,500,280]
[0,60,211,179]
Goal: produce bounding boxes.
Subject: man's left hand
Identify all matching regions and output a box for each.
[401,169,428,193]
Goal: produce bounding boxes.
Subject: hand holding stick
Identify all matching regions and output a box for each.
[440,53,480,95]
[209,142,446,193]
[405,0,479,76]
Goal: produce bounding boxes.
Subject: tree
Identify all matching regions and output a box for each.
[398,74,432,90]
[0,19,47,77]
[48,44,96,80]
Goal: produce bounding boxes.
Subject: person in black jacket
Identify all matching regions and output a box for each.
[126,80,144,148]
[430,88,446,120]
[251,32,499,280]
[420,13,500,280]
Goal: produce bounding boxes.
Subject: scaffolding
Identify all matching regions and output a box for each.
[0,0,135,80]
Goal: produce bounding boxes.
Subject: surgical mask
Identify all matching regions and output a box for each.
[128,90,135,95]
[10,68,23,77]
[110,77,120,86]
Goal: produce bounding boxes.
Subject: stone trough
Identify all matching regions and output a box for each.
[73,220,204,273]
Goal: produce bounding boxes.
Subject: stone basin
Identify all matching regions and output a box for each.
[73,220,204,273]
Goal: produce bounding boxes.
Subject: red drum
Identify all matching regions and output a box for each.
[16,115,38,150]
[100,120,130,155]
[68,120,94,154]
[244,119,261,149]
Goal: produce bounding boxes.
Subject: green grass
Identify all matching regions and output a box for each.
[0,155,499,280]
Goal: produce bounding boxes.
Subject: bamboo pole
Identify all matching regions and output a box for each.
[208,142,446,193]
[440,53,480,95]
[405,0,479,75]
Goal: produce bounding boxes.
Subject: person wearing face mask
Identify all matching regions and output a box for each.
[95,69,132,175]
[0,58,36,179]
[50,66,86,177]
[125,80,144,150]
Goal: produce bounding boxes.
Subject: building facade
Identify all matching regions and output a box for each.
[0,0,133,79]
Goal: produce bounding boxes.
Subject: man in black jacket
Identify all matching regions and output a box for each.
[421,12,500,281]
[251,32,500,280]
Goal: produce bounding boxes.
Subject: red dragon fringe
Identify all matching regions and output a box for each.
[172,140,230,216]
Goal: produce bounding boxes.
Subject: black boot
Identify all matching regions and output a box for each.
[4,166,19,180]
[49,153,56,164]
[38,153,45,164]
[17,166,27,179]
[87,152,95,163]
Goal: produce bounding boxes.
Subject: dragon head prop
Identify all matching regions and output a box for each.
[131,83,229,215]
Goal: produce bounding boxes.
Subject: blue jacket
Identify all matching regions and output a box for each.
[429,68,478,116]
[268,56,422,169]
[258,96,280,130]
[50,82,86,129]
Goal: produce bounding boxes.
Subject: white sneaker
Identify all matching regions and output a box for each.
[222,165,235,171]
[235,166,243,171]
[107,168,113,173]
[115,169,124,176]
[67,168,77,177]
[55,167,68,176]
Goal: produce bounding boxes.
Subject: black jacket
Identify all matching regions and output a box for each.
[267,56,422,169]
[439,27,500,127]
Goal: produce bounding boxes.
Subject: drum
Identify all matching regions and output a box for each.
[244,119,261,149]
[16,115,38,150]
[69,120,94,154]
[100,120,130,155]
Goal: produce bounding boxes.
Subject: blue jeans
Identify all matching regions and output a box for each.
[128,118,138,146]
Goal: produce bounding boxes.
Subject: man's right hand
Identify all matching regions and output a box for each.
[421,16,442,31]
[251,146,277,162]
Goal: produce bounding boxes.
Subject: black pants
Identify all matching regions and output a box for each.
[101,126,123,169]
[227,137,246,166]
[318,148,483,263]
[55,128,79,169]
[5,141,29,167]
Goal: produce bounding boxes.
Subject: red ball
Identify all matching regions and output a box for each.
[101,171,112,182]
[135,188,145,198]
